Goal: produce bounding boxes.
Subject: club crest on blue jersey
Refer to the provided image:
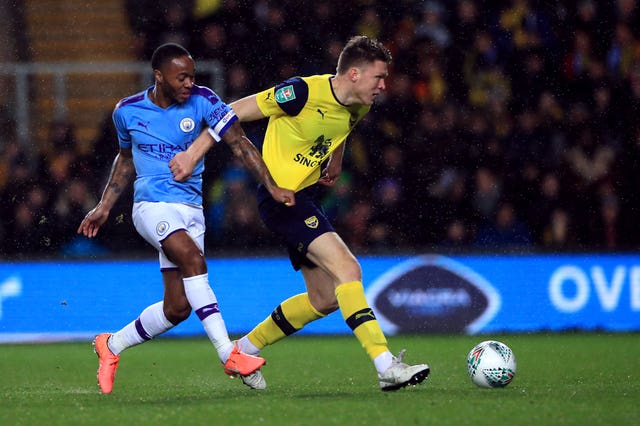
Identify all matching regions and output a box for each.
[179,118,195,132]
[275,85,296,103]
[156,221,170,236]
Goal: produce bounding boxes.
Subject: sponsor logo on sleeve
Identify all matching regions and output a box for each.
[220,110,233,125]
[275,85,296,103]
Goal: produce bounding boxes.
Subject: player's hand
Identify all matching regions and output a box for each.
[170,152,196,182]
[317,174,336,186]
[77,204,110,238]
[317,167,341,187]
[270,187,296,207]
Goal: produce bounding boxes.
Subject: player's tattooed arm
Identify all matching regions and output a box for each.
[171,95,266,183]
[101,148,135,204]
[223,122,295,206]
[77,148,135,237]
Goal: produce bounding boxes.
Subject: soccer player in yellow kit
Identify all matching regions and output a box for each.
[171,36,429,391]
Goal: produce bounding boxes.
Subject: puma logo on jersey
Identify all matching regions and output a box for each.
[316,108,326,119]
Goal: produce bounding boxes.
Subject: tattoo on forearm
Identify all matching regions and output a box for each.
[107,182,123,194]
[103,155,134,198]
[233,135,276,187]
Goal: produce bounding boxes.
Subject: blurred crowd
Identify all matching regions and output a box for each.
[2,0,640,260]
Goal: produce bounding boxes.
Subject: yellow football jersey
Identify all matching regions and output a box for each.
[256,74,369,192]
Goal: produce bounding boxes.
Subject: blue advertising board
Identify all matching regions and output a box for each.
[0,254,638,343]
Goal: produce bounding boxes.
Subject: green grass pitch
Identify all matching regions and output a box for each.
[1,333,638,425]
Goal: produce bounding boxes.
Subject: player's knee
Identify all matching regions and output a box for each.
[175,249,207,276]
[340,258,362,282]
[184,258,207,276]
[310,293,339,315]
[318,301,339,315]
[162,238,207,276]
[164,303,191,325]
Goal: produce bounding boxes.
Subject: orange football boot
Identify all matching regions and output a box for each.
[93,333,120,394]
[222,342,266,376]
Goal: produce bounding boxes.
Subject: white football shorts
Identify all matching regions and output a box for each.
[132,201,205,270]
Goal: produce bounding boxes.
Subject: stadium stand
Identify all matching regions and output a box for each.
[2,0,640,259]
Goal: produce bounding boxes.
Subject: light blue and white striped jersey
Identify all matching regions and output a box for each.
[112,84,237,206]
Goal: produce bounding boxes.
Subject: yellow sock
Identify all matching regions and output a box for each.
[335,281,388,360]
[247,293,324,349]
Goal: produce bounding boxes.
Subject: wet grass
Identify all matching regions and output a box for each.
[1,333,638,425]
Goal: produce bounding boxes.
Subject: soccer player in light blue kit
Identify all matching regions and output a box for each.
[77,43,294,394]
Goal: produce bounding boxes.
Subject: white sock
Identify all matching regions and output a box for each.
[108,301,174,355]
[237,335,261,356]
[183,273,233,362]
[374,351,394,374]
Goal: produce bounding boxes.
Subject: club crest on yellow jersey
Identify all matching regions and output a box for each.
[304,216,319,228]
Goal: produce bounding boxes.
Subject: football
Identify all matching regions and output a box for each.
[466,340,516,388]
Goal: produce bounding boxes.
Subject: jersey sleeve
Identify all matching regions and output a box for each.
[256,77,309,117]
[112,104,131,149]
[207,109,237,142]
[195,86,238,141]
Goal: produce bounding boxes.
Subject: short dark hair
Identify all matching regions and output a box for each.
[336,36,392,75]
[151,43,191,71]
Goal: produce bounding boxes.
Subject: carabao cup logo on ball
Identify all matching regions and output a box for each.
[467,340,516,388]
[366,255,500,334]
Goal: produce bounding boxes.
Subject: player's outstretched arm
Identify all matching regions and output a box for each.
[230,94,267,122]
[77,148,135,238]
[171,94,267,182]
[222,121,295,206]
